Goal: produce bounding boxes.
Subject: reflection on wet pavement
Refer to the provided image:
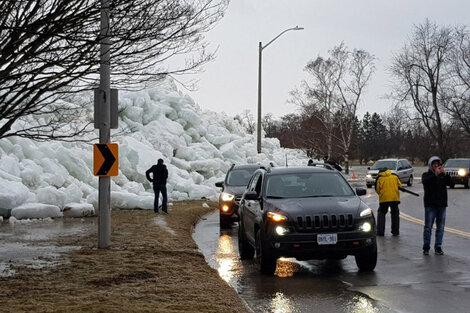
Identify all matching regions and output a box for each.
[216,234,236,282]
[270,291,297,313]
[347,295,378,313]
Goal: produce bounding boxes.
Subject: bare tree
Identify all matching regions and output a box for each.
[336,47,375,173]
[444,25,470,137]
[295,46,343,158]
[390,19,453,158]
[0,0,228,141]
[292,43,375,173]
[242,110,256,134]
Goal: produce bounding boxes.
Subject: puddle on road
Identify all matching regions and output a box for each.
[0,218,95,277]
[0,243,80,277]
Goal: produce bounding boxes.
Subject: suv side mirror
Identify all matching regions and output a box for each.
[367,167,370,170]
[356,187,367,196]
[215,181,224,188]
[397,167,403,171]
[244,191,259,200]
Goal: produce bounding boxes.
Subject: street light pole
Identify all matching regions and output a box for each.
[257,26,304,154]
[257,42,262,154]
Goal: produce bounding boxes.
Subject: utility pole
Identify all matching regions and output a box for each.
[98,0,111,248]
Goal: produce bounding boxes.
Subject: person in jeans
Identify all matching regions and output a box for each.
[422,156,452,255]
[375,168,402,236]
[146,158,169,214]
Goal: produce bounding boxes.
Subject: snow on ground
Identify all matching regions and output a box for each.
[153,217,176,236]
[0,79,307,220]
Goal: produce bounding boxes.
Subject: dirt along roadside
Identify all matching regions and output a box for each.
[0,200,251,313]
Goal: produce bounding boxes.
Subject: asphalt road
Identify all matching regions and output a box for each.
[193,182,470,313]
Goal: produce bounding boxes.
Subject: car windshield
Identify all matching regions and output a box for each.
[265,173,355,198]
[444,160,470,168]
[370,160,397,170]
[226,168,257,186]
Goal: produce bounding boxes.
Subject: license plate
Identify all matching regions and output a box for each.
[317,233,337,245]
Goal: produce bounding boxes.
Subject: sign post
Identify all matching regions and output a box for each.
[98,0,111,249]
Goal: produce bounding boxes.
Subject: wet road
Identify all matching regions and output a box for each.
[193,183,470,313]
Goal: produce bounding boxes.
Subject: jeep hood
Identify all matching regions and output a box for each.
[266,196,367,217]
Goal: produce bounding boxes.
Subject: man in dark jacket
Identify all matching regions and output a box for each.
[146,158,168,214]
[323,156,343,171]
[422,156,452,255]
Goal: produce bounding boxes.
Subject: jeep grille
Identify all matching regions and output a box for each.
[234,196,242,205]
[447,170,459,177]
[295,214,354,232]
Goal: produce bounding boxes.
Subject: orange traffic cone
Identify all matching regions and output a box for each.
[351,171,357,179]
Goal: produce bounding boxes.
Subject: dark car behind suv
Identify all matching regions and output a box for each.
[443,158,470,188]
[215,164,263,228]
[238,166,377,275]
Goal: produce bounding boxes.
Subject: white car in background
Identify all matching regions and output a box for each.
[365,158,414,188]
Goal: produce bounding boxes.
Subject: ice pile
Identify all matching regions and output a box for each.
[0,79,307,219]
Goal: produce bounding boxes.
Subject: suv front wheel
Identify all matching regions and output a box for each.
[355,242,377,272]
[255,230,277,275]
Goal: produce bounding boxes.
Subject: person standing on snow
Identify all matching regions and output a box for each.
[422,156,452,255]
[375,168,402,236]
[146,158,168,214]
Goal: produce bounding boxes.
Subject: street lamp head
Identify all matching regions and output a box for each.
[294,26,304,30]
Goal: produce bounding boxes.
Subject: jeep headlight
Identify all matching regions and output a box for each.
[360,208,373,217]
[221,192,235,202]
[275,226,289,236]
[366,174,372,178]
[360,222,372,232]
[458,168,467,177]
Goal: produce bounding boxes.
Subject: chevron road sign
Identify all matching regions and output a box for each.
[93,143,118,176]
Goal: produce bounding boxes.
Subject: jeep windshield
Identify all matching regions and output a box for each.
[265,173,355,198]
[370,160,397,170]
[444,159,470,168]
[226,169,257,186]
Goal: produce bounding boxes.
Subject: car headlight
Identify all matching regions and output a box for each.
[360,208,373,217]
[458,168,467,177]
[221,192,235,202]
[275,226,289,236]
[366,174,372,178]
[266,212,288,222]
[360,222,372,232]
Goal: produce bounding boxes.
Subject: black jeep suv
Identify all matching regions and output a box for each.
[238,166,377,274]
[215,164,263,228]
[443,158,470,188]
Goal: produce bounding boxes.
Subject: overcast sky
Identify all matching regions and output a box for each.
[188,0,470,119]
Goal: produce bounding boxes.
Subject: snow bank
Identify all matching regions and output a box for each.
[11,204,62,219]
[63,203,95,218]
[0,78,307,219]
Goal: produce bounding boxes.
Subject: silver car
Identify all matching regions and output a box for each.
[365,158,414,188]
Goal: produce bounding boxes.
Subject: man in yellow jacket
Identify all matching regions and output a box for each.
[375,168,402,236]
